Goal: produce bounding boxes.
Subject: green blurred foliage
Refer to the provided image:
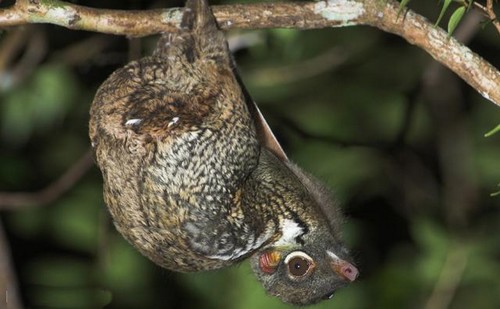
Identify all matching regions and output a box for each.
[1,64,78,146]
[1,1,499,309]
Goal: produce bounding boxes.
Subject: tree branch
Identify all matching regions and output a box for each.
[474,0,500,34]
[423,243,469,309]
[0,0,499,106]
[0,150,94,210]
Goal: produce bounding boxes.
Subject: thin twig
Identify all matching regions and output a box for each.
[0,0,498,106]
[1,26,47,89]
[473,0,500,34]
[0,27,29,72]
[0,150,94,209]
[49,35,114,66]
[487,0,500,33]
[279,116,395,149]
[246,46,349,87]
[423,243,469,309]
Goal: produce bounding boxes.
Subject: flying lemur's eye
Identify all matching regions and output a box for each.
[284,251,315,278]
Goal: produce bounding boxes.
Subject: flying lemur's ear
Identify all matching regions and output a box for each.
[230,56,288,161]
[258,250,282,274]
[249,101,289,162]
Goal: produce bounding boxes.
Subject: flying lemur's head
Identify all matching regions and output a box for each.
[249,158,358,306]
[250,229,358,305]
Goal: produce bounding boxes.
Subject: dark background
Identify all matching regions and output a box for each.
[1,0,499,308]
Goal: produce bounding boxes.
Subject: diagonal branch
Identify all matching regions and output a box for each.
[0,0,499,106]
[474,0,500,34]
[0,150,94,210]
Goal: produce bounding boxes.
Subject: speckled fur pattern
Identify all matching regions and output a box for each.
[89,0,275,270]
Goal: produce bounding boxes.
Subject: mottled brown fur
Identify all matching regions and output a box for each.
[89,0,357,305]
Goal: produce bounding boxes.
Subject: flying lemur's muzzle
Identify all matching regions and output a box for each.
[327,251,359,282]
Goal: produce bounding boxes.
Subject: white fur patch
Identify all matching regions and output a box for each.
[284,251,312,264]
[125,118,142,126]
[168,117,180,127]
[327,250,340,261]
[275,219,304,246]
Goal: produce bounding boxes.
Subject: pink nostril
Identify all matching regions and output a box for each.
[328,251,359,282]
[341,263,359,282]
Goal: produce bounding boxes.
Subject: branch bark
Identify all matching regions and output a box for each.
[0,0,499,106]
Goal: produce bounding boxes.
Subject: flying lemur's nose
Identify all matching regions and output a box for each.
[327,251,359,282]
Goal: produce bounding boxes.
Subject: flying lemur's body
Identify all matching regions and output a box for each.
[89,0,358,305]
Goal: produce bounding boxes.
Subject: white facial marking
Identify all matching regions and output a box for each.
[284,251,312,264]
[125,118,142,126]
[275,219,304,246]
[327,250,340,261]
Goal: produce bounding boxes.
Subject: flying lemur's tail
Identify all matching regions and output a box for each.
[180,0,218,32]
[154,0,226,61]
